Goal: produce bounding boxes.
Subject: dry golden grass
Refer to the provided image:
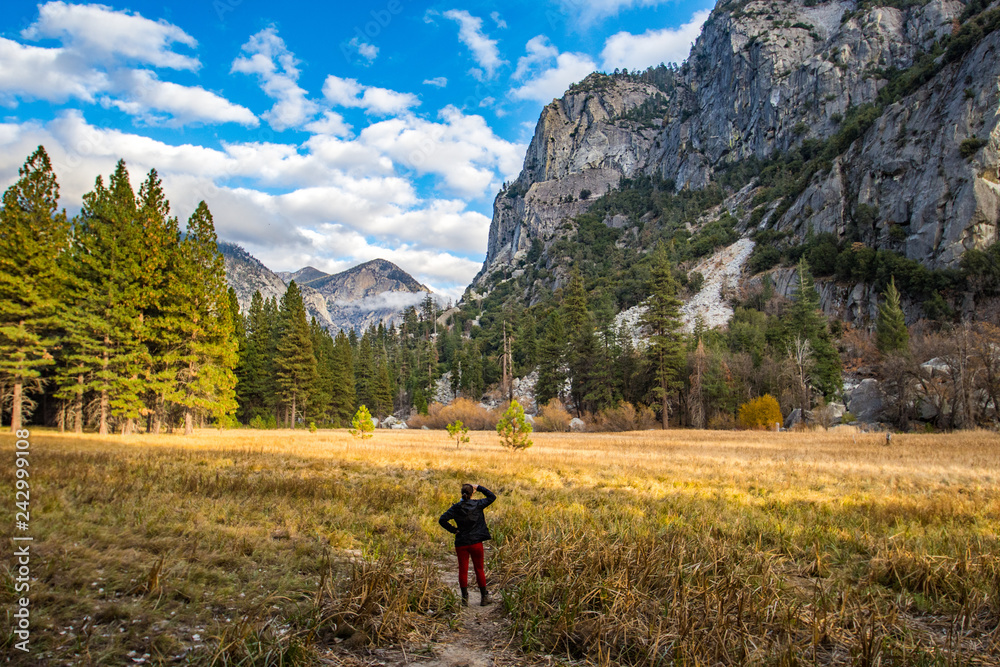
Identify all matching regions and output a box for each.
[1,427,998,665]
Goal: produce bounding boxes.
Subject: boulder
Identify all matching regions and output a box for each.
[391,423,408,429]
[382,416,399,428]
[784,408,803,429]
[569,418,586,432]
[848,379,884,423]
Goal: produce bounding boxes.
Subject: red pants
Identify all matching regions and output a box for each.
[455,542,486,589]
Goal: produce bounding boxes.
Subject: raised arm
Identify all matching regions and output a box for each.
[476,485,496,508]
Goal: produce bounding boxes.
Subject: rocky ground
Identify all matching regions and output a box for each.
[680,238,755,332]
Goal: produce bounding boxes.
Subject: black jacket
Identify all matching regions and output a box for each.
[439,486,496,547]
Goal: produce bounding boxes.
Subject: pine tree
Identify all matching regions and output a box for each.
[876,276,909,354]
[355,326,375,409]
[535,312,566,406]
[236,291,274,422]
[641,244,685,429]
[373,354,394,420]
[308,319,335,424]
[60,161,146,435]
[135,169,181,432]
[0,146,70,432]
[689,338,707,429]
[787,259,842,401]
[163,202,237,434]
[330,330,356,426]
[513,312,537,375]
[274,281,318,427]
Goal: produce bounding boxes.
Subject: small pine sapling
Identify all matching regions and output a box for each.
[496,400,533,450]
[350,405,375,439]
[446,419,470,448]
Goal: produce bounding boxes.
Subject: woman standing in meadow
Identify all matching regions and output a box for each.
[439,483,496,606]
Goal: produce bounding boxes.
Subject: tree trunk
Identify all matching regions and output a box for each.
[74,380,83,434]
[152,397,162,435]
[661,390,669,430]
[184,408,193,435]
[99,390,109,436]
[11,380,22,433]
[290,396,296,429]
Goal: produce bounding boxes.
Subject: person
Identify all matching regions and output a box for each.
[439,482,496,606]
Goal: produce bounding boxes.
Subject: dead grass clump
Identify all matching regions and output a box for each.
[407,398,497,430]
[587,402,657,432]
[534,399,572,432]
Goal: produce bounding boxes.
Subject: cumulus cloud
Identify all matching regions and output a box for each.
[232,27,318,130]
[0,38,105,104]
[1,5,255,128]
[22,1,199,70]
[303,111,352,137]
[423,76,448,88]
[511,36,596,104]
[490,12,508,29]
[441,10,506,79]
[322,75,420,116]
[347,36,378,63]
[601,9,710,70]
[102,70,258,127]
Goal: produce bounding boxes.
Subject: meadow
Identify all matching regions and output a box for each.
[1,427,998,665]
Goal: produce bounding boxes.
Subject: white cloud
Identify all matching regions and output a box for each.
[321,75,420,116]
[103,70,258,127]
[601,9,710,70]
[358,106,524,197]
[558,0,670,26]
[442,10,506,79]
[22,1,199,70]
[232,27,318,131]
[0,38,106,104]
[490,11,508,29]
[423,77,448,88]
[1,7,254,128]
[511,37,597,104]
[348,36,378,63]
[303,111,352,137]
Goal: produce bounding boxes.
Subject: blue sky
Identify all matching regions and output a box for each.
[0,0,713,299]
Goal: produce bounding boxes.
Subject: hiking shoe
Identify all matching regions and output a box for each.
[461,587,469,607]
[480,588,492,606]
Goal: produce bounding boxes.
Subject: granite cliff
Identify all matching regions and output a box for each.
[475,0,999,325]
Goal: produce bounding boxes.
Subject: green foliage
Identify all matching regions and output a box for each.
[350,405,375,439]
[0,146,70,431]
[496,400,533,450]
[274,282,318,428]
[876,277,909,354]
[446,419,470,448]
[641,245,685,427]
[959,138,988,159]
[737,394,783,430]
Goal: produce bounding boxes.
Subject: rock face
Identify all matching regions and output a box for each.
[848,378,885,423]
[220,243,431,332]
[474,0,998,314]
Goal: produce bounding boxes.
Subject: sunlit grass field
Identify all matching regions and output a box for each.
[1,428,998,665]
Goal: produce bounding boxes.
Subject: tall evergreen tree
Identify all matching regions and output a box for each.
[876,276,909,354]
[308,319,335,424]
[355,326,376,409]
[641,244,685,428]
[274,281,317,427]
[163,202,237,434]
[787,259,841,400]
[535,312,566,406]
[330,330,356,426]
[373,354,394,419]
[60,161,146,434]
[236,291,275,422]
[135,169,181,432]
[0,146,70,432]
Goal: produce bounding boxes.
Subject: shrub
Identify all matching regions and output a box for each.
[407,398,497,430]
[737,395,783,430]
[308,421,317,433]
[446,420,470,448]
[350,405,375,439]
[959,137,988,159]
[496,400,533,450]
[707,413,736,430]
[534,399,572,432]
[248,414,277,430]
[588,402,657,432]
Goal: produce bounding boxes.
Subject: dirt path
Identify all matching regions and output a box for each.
[323,548,552,667]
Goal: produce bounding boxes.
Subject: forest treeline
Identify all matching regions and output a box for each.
[3,147,999,434]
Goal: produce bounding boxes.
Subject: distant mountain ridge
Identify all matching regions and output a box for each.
[219,242,430,332]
